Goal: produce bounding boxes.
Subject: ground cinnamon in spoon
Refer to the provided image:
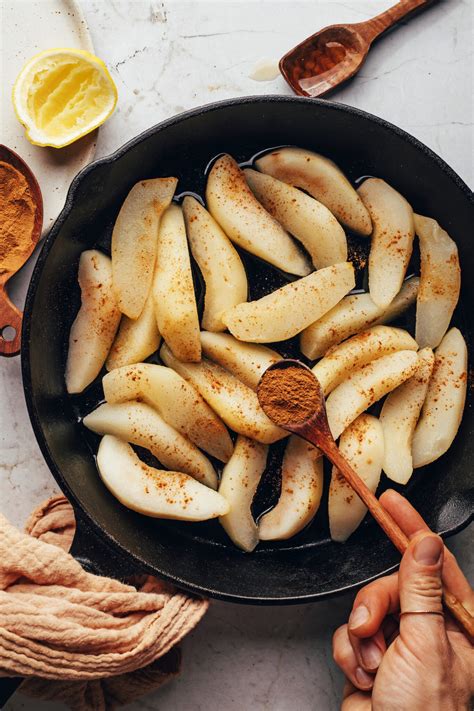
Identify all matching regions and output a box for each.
[0,161,36,274]
[258,365,322,427]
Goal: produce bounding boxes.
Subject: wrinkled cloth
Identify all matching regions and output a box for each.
[0,496,208,709]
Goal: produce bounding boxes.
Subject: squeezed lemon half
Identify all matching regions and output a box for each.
[13,48,118,148]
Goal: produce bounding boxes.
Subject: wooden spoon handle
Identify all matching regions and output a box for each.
[355,0,436,43]
[320,437,474,639]
[0,282,22,357]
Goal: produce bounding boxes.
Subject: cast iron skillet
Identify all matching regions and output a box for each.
[21,96,474,603]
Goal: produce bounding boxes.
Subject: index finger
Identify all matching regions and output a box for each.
[380,489,473,612]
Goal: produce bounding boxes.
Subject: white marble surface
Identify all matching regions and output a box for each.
[2,1,473,709]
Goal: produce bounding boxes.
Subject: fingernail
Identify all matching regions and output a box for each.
[355,667,373,688]
[414,535,443,565]
[359,640,383,670]
[349,604,370,630]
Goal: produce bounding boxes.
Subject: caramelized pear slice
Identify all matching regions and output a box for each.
[414,214,461,349]
[111,178,177,319]
[182,196,248,332]
[244,168,347,269]
[106,289,160,371]
[258,436,323,541]
[222,262,355,343]
[97,436,229,520]
[256,147,372,236]
[66,250,121,394]
[358,178,415,309]
[206,154,311,276]
[412,328,467,468]
[154,204,201,362]
[219,436,268,552]
[329,415,383,543]
[83,400,217,489]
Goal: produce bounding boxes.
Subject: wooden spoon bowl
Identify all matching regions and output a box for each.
[280,0,435,98]
[0,146,43,356]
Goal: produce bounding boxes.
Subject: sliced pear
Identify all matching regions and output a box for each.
[329,414,384,543]
[153,204,201,362]
[106,290,160,371]
[222,262,355,343]
[258,436,323,541]
[161,344,286,444]
[206,154,311,276]
[111,178,177,319]
[412,328,467,468]
[414,214,461,349]
[200,332,281,390]
[255,147,372,236]
[182,196,248,332]
[219,436,268,552]
[358,178,415,309]
[326,350,419,440]
[66,250,121,394]
[312,325,418,395]
[102,364,233,462]
[300,277,419,360]
[244,168,347,269]
[380,348,435,484]
[97,435,229,521]
[83,401,217,489]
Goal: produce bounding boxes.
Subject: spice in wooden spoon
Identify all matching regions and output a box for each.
[257,359,474,639]
[0,146,43,356]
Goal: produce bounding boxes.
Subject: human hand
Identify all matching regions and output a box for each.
[332,489,474,711]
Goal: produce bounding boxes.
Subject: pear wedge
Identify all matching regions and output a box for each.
[200,332,281,390]
[66,250,121,394]
[329,415,383,543]
[102,363,233,462]
[161,344,286,444]
[358,178,415,309]
[326,350,419,440]
[380,348,434,484]
[182,196,248,332]
[106,288,160,371]
[414,214,461,349]
[256,147,372,236]
[219,436,268,552]
[206,154,311,276]
[222,262,355,343]
[312,325,417,395]
[412,328,467,468]
[244,168,347,269]
[83,400,217,489]
[154,204,201,362]
[258,436,323,541]
[300,277,419,360]
[97,435,229,521]
[111,178,177,319]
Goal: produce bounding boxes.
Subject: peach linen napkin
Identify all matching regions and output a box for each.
[0,496,208,710]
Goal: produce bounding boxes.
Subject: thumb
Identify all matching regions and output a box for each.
[398,532,447,645]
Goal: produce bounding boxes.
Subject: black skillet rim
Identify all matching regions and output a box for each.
[21,95,474,604]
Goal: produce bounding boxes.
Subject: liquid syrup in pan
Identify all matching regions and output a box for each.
[73,147,443,552]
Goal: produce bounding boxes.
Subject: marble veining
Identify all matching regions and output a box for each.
[2,1,472,709]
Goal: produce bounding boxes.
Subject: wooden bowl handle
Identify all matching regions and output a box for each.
[355,0,436,43]
[0,282,22,357]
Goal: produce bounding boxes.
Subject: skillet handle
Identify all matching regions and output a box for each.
[69,508,140,579]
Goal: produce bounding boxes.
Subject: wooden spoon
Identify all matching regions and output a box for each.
[0,146,43,357]
[280,0,435,98]
[257,359,474,639]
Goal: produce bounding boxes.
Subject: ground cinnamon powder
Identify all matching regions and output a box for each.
[0,161,36,274]
[258,365,322,426]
